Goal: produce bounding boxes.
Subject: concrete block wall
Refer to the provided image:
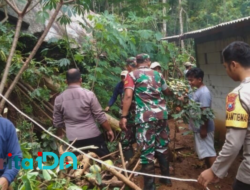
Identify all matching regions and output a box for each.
[197,39,240,138]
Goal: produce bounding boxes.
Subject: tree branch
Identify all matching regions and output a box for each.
[82,15,94,29]
[0,6,8,23]
[0,0,64,111]
[0,16,23,99]
[21,0,32,15]
[5,0,21,14]
[11,0,19,12]
[26,0,40,14]
[119,142,128,178]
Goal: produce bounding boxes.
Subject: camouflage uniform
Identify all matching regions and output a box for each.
[120,57,137,151]
[124,63,170,164]
[120,97,136,150]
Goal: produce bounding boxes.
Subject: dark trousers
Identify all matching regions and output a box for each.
[233,179,250,190]
[70,134,109,157]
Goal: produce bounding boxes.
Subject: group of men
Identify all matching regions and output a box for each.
[50,42,250,190]
[0,42,249,190]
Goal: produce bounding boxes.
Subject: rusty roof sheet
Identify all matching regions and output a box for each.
[161,16,250,41]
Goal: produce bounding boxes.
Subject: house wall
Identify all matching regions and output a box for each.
[195,36,249,142]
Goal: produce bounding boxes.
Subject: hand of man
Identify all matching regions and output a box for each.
[0,177,8,190]
[106,130,114,142]
[119,118,127,131]
[56,128,65,139]
[198,168,216,188]
[200,127,207,139]
[104,107,110,112]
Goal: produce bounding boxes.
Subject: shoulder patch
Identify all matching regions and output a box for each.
[225,93,249,129]
[226,93,237,112]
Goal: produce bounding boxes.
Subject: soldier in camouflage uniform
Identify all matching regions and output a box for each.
[120,54,172,190]
[120,57,137,161]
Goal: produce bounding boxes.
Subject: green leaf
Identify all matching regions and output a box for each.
[72,4,85,16]
[138,30,152,39]
[43,0,57,10]
[74,54,84,62]
[68,185,82,190]
[41,133,46,139]
[47,169,57,178]
[36,11,49,24]
[96,172,102,185]
[82,186,88,190]
[155,32,163,41]
[85,172,96,179]
[47,37,59,43]
[95,23,104,30]
[42,170,52,180]
[57,14,71,25]
[43,141,48,147]
[50,141,57,150]
[58,58,70,67]
[182,131,193,136]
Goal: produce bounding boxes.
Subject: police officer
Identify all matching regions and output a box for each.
[198,41,250,190]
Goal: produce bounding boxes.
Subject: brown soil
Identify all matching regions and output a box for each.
[133,119,241,190]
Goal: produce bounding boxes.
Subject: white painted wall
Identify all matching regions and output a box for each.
[197,38,241,139]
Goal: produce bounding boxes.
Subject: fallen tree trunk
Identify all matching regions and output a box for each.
[105,113,121,132]
[34,70,61,93]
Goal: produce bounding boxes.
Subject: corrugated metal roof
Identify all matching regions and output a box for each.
[161,16,250,41]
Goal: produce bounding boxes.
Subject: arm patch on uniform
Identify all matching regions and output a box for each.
[124,74,135,90]
[225,93,249,129]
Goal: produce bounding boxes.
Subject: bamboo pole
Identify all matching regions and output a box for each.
[100,150,119,160]
[16,85,53,120]
[120,159,140,190]
[106,166,141,190]
[119,142,128,178]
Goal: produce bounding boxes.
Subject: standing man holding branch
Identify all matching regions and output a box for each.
[120,54,172,190]
[121,57,137,161]
[53,68,114,157]
[105,71,128,112]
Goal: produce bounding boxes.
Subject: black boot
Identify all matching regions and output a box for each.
[123,147,134,162]
[155,152,172,186]
[141,163,155,190]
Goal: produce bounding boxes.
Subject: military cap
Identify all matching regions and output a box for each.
[136,53,150,62]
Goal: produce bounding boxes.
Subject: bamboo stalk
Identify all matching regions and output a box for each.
[119,142,128,178]
[72,145,99,152]
[100,150,119,160]
[106,167,141,190]
[120,159,140,190]
[16,85,53,120]
[17,79,54,113]
[65,138,77,152]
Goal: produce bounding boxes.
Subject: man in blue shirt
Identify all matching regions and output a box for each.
[186,68,216,168]
[0,117,22,189]
[105,70,128,112]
